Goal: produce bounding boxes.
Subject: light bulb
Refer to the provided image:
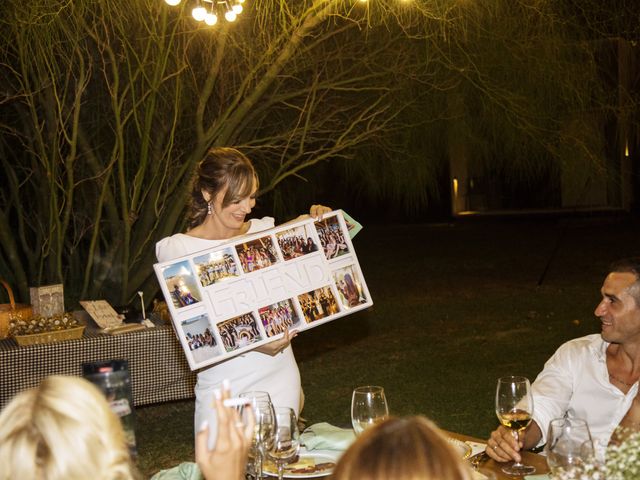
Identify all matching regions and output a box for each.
[232,4,243,14]
[204,12,218,25]
[224,10,237,22]
[192,6,207,21]
[165,0,181,5]
[238,0,244,3]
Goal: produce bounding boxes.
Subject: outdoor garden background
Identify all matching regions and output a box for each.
[1,0,640,476]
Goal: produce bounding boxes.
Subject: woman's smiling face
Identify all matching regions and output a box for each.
[210,178,258,233]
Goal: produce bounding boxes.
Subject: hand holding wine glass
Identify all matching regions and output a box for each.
[351,385,389,436]
[268,407,300,480]
[495,376,536,475]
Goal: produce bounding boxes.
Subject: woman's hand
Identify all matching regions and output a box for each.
[254,328,298,356]
[309,204,332,220]
[195,386,254,480]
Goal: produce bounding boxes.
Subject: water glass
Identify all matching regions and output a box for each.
[545,417,594,476]
[351,385,389,435]
[239,392,275,479]
[268,407,300,480]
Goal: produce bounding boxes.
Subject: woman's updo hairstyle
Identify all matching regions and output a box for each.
[331,416,473,480]
[189,147,258,228]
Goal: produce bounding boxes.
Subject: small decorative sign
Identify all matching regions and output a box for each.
[154,210,373,370]
[80,300,123,329]
[29,283,65,318]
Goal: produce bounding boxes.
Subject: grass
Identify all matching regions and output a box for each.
[135,214,640,477]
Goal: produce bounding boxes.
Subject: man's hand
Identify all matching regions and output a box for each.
[485,422,542,463]
[254,328,297,356]
[486,426,523,462]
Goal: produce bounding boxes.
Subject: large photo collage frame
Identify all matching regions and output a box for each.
[154,210,373,370]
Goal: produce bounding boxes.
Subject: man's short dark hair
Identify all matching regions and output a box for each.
[610,258,640,278]
[610,258,640,306]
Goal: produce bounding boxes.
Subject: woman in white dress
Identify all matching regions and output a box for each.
[156,147,329,447]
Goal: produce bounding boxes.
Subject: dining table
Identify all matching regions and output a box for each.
[447,430,550,480]
[289,427,550,479]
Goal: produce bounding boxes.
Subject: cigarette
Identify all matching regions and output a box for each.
[223,397,252,408]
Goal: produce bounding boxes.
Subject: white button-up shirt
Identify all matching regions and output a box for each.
[532,334,637,460]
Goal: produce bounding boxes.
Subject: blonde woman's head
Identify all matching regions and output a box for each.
[0,375,136,480]
[332,416,473,480]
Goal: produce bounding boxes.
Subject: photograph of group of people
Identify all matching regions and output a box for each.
[180,314,222,363]
[193,248,239,287]
[217,312,264,352]
[333,265,368,308]
[235,236,279,274]
[161,260,201,309]
[298,286,340,323]
[315,215,349,260]
[275,224,318,261]
[259,299,301,337]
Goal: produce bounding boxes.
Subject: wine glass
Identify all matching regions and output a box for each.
[267,407,300,480]
[239,392,275,480]
[495,376,536,475]
[351,385,389,435]
[545,417,594,477]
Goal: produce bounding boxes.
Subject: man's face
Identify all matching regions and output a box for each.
[595,272,640,344]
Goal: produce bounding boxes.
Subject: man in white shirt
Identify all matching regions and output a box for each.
[486,258,640,462]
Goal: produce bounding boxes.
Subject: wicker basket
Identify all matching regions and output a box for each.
[14,325,85,346]
[0,280,33,340]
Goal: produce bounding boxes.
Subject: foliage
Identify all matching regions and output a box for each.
[552,428,640,480]
[0,0,432,305]
[0,0,637,305]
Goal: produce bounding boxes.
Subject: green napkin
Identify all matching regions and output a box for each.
[150,462,203,480]
[300,422,356,451]
[524,475,551,480]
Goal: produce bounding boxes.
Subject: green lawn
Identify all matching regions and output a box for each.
[135,214,639,477]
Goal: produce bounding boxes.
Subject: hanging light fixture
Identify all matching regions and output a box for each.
[164,0,246,26]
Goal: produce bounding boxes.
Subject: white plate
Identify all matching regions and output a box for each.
[447,437,472,460]
[264,451,337,478]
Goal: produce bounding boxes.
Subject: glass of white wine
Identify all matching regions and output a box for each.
[351,385,389,436]
[495,376,536,476]
[268,407,300,480]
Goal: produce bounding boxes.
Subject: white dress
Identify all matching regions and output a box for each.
[155,217,302,447]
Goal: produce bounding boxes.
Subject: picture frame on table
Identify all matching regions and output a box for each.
[29,284,65,318]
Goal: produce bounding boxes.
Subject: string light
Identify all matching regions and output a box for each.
[164,0,246,25]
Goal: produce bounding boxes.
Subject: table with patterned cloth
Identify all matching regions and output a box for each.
[0,324,197,409]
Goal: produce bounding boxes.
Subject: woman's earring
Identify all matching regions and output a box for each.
[207,201,213,215]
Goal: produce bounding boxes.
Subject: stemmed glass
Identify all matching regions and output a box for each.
[239,391,275,480]
[267,407,300,480]
[545,417,595,477]
[495,376,536,476]
[351,385,389,436]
